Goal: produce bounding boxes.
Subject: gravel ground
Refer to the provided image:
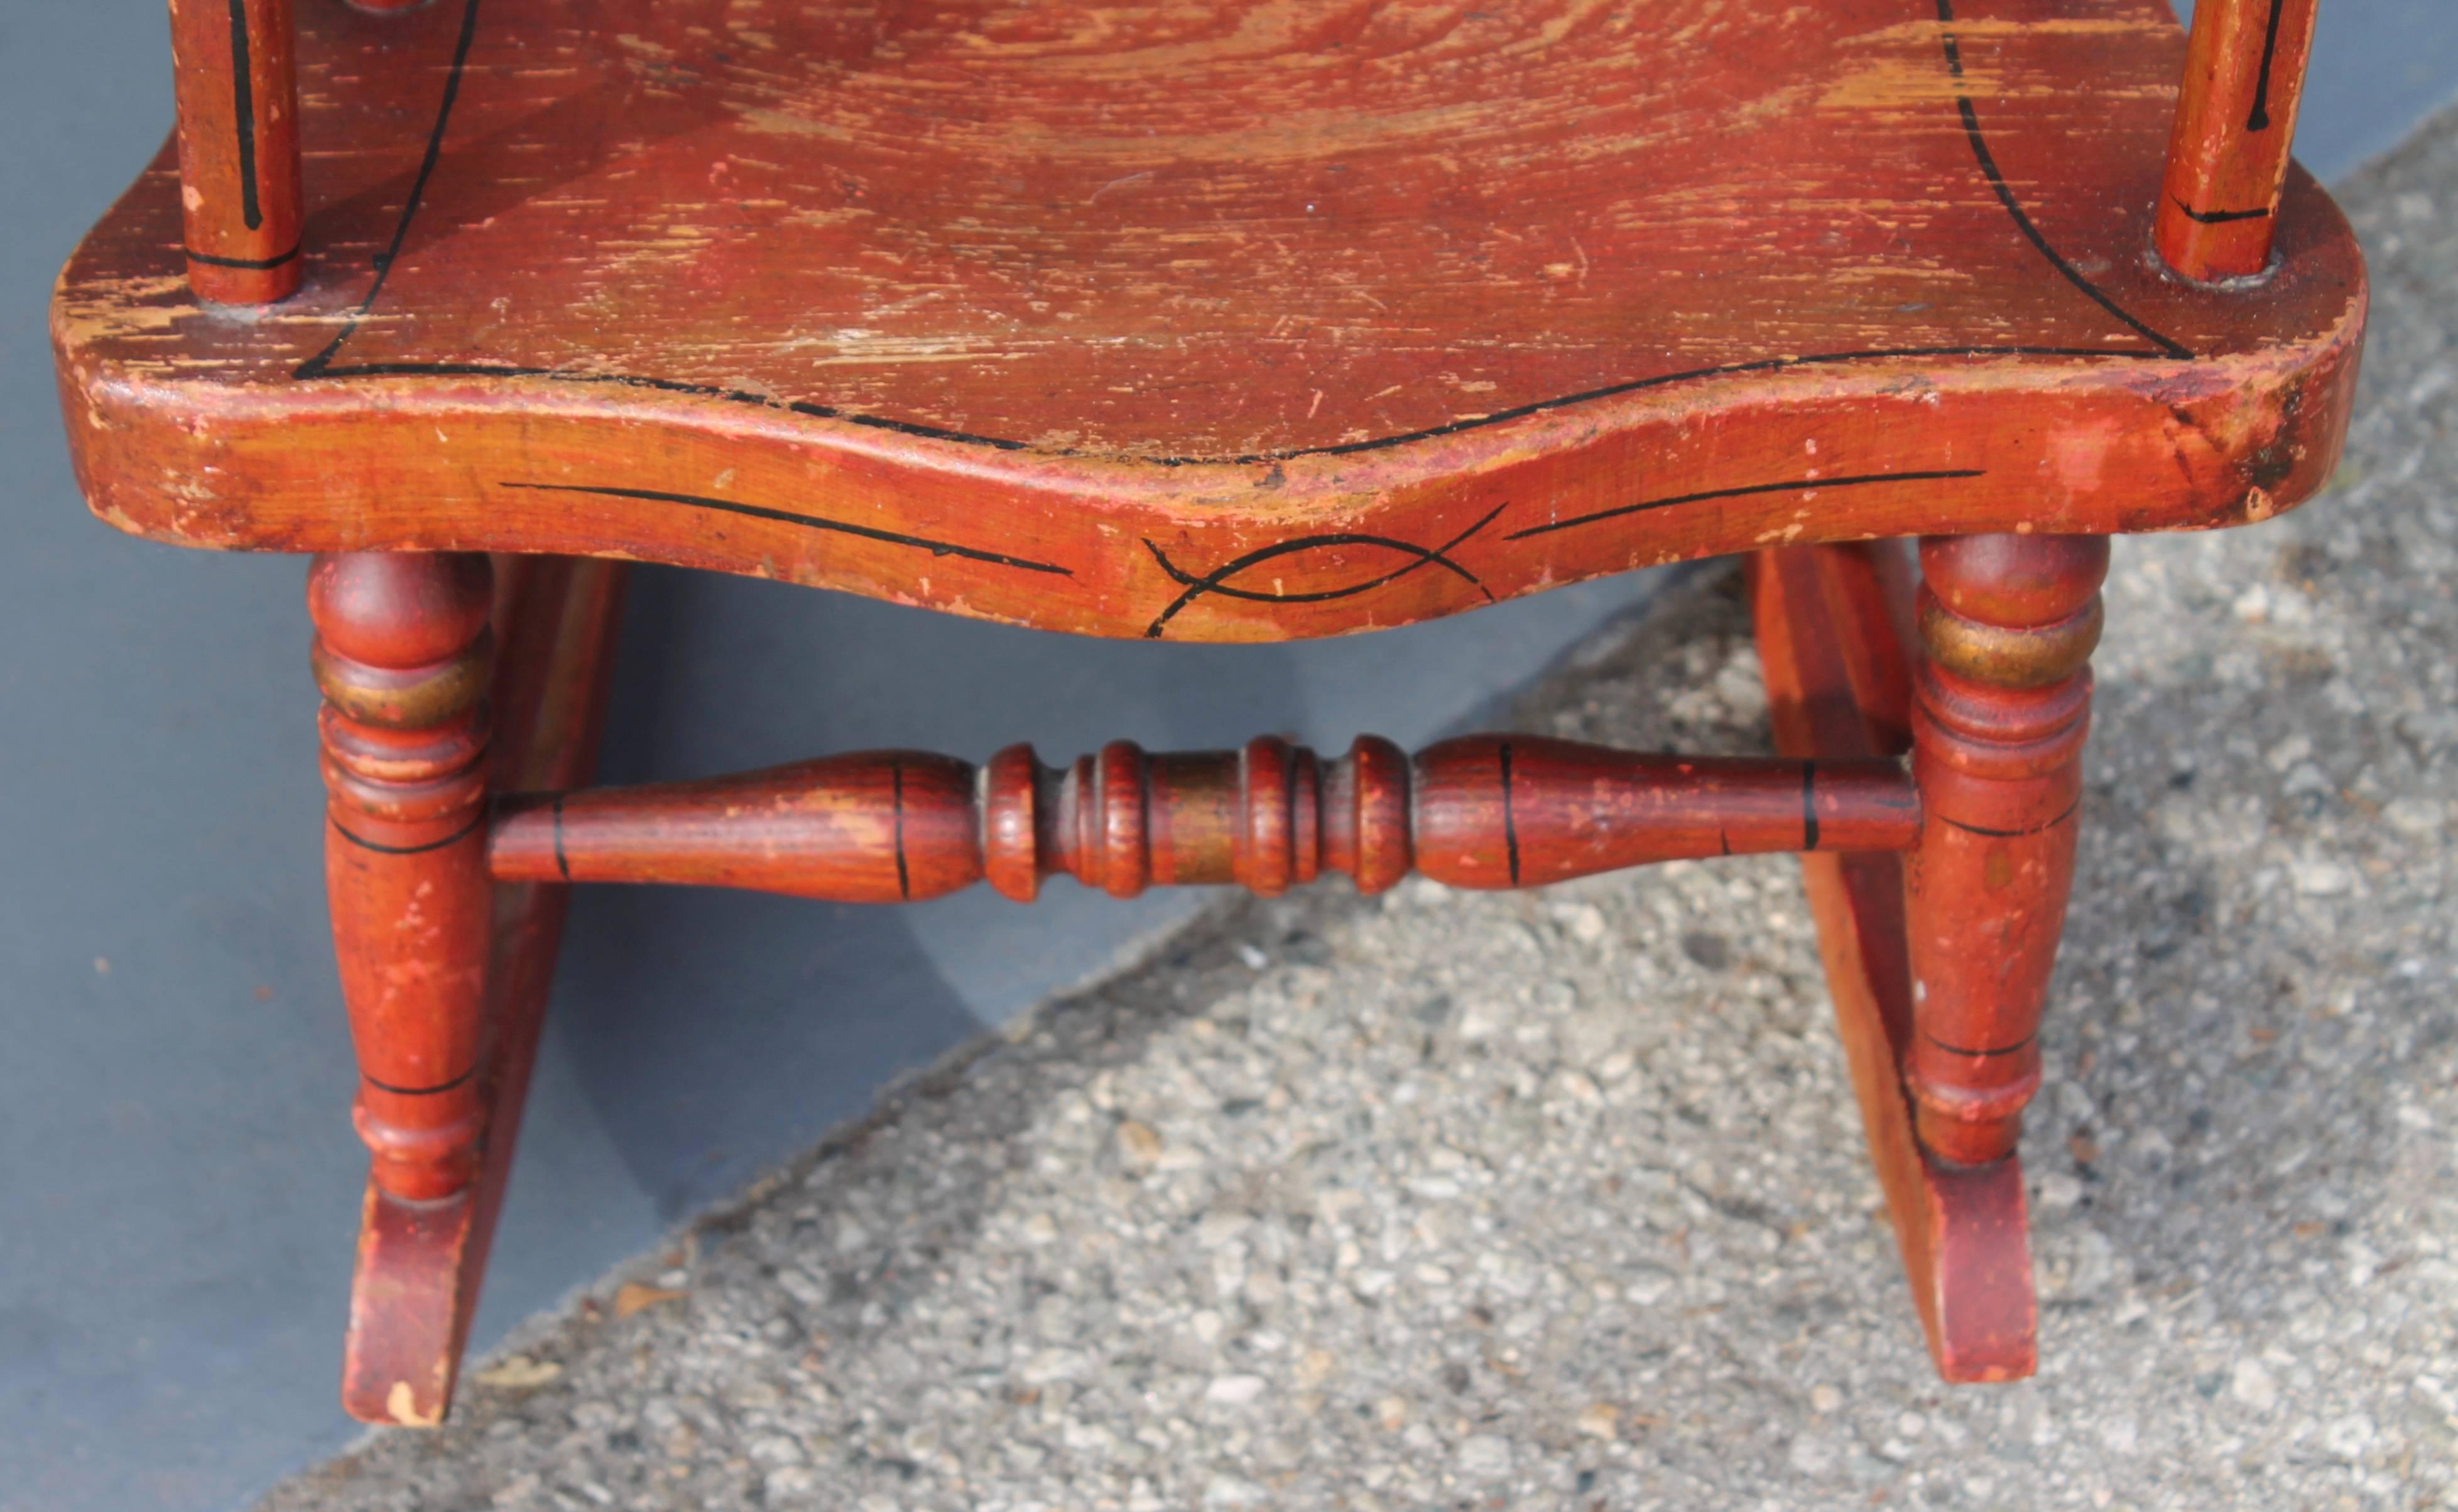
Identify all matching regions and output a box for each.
[263,117,2458,1512]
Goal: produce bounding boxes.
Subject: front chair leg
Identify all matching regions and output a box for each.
[315,555,627,1427]
[1904,534,2105,1167]
[308,552,497,1204]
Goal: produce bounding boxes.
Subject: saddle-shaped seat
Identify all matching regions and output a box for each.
[57,0,2358,643]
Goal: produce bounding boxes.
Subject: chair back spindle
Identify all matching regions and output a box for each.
[2157,0,2322,282]
[167,0,303,303]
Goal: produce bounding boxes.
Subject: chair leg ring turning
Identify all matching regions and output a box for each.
[1904,535,2105,1170]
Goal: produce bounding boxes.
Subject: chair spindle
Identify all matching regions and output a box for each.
[487,737,1923,903]
[2156,0,2323,282]
[166,0,303,302]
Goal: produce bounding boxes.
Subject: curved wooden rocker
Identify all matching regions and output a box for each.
[52,0,2356,1422]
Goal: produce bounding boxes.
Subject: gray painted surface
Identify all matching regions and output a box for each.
[0,3,2447,1508]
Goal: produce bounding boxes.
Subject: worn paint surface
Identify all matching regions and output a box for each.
[339,558,628,1427]
[56,0,2363,639]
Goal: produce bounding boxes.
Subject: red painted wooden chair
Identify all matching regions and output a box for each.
[53,0,2360,1424]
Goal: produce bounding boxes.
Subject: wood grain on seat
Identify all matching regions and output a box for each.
[54,0,2364,641]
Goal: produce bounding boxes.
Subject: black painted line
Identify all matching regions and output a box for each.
[357,0,482,307]
[496,482,1072,576]
[1940,795,2081,839]
[1802,761,1821,851]
[329,810,485,856]
[1498,742,1521,887]
[1145,533,1481,601]
[791,400,1032,452]
[295,0,484,377]
[312,361,561,379]
[363,1062,480,1097]
[891,759,911,901]
[311,361,766,403]
[1141,533,1482,629]
[1211,349,2132,462]
[2172,197,2273,226]
[186,242,300,270]
[227,0,263,230]
[1920,1030,2037,1059]
[2249,0,2289,132]
[297,346,2173,464]
[1504,470,1984,542]
[1932,1,2192,361]
[302,361,1024,454]
[1140,502,1505,639]
[551,793,570,880]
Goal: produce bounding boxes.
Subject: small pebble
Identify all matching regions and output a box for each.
[1205,1374,1267,1406]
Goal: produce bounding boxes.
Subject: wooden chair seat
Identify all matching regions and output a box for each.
[56,0,2361,641]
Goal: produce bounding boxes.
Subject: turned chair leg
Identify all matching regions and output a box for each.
[317,557,626,1427]
[308,552,497,1203]
[1903,535,2106,1168]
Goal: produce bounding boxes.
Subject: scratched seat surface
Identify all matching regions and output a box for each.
[55,0,2363,641]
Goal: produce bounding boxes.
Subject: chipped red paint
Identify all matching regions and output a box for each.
[60,0,2360,1426]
